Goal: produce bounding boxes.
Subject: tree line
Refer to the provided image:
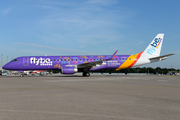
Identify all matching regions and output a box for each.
[94,67,179,75]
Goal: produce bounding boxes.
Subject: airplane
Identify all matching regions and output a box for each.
[3,33,174,77]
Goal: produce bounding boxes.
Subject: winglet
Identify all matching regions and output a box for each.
[105,50,118,61]
[103,50,118,61]
[111,50,118,60]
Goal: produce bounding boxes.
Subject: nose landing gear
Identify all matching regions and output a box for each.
[20,74,25,77]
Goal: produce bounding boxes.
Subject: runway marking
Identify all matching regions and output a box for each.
[0,109,147,120]
[43,78,122,82]
[157,80,167,82]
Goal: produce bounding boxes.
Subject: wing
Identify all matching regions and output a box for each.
[77,50,118,69]
[77,60,105,68]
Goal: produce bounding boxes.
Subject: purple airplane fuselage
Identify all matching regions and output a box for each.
[3,54,131,72]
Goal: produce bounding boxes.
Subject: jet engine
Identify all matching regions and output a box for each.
[61,67,78,74]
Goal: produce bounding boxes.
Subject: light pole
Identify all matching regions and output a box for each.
[1,54,3,70]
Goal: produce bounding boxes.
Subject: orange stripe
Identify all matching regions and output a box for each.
[128,51,143,67]
[116,51,143,70]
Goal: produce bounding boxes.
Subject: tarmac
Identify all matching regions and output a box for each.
[0,74,180,120]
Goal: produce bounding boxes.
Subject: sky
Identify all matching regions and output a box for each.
[0,0,180,69]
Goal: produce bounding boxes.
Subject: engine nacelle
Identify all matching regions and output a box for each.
[61,67,78,74]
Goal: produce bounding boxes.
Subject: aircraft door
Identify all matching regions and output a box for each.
[23,57,29,66]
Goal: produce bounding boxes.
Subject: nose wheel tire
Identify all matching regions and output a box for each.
[82,72,90,77]
[20,74,24,77]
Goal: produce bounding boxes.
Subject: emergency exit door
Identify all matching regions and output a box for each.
[23,57,29,66]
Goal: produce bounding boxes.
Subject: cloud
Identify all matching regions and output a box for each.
[11,42,95,55]
[137,41,144,45]
[37,0,134,29]
[85,0,119,6]
[1,7,12,15]
[77,34,122,45]
[34,0,135,47]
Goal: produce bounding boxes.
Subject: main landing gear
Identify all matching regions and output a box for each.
[82,72,90,77]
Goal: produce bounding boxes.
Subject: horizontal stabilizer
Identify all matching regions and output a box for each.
[149,53,175,60]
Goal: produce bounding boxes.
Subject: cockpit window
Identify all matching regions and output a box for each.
[11,59,17,62]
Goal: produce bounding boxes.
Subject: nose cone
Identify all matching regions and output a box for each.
[2,64,9,70]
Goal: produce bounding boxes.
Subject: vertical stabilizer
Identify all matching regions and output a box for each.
[142,33,164,58]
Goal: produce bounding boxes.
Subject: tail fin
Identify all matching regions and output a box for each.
[132,33,174,67]
[142,33,164,58]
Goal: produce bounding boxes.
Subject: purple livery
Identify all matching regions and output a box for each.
[3,34,174,77]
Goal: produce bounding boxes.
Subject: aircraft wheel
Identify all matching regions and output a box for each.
[86,72,90,77]
[20,74,24,77]
[82,72,90,77]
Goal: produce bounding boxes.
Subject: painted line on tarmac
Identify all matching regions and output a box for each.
[0,109,147,120]
[43,79,121,82]
[157,80,167,82]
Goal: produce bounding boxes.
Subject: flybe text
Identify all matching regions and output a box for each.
[147,38,162,55]
[30,57,53,66]
[151,38,161,48]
